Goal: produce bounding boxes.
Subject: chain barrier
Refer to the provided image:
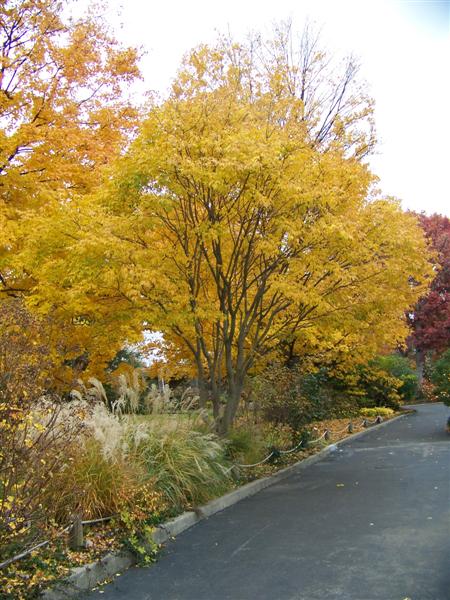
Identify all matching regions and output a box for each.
[0,523,72,570]
[278,439,304,455]
[0,515,116,570]
[235,451,277,468]
[235,416,383,469]
[236,429,328,468]
[327,424,352,436]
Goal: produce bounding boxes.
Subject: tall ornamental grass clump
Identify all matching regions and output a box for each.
[48,439,146,520]
[132,425,232,509]
[32,401,149,523]
[47,401,233,519]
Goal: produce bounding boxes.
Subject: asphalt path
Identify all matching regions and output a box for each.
[86,403,450,600]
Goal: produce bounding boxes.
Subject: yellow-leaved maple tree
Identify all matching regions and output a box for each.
[0,0,140,289]
[0,0,142,378]
[22,30,431,430]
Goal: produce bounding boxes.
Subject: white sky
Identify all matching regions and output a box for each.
[98,0,449,216]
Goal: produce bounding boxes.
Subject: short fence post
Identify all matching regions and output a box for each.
[324,429,331,441]
[230,465,240,478]
[69,514,84,550]
[347,422,353,433]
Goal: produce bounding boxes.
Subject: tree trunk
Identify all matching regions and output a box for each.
[210,379,221,420]
[416,349,424,390]
[195,354,209,409]
[218,378,243,435]
[198,382,208,409]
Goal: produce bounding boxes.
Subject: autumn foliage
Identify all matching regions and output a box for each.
[0,0,140,295]
[0,6,433,434]
[0,6,444,591]
[408,214,450,354]
[19,32,431,433]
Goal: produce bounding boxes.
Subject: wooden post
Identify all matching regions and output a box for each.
[69,514,84,550]
[348,422,353,433]
[324,429,331,441]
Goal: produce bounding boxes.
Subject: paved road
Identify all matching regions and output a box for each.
[86,403,450,600]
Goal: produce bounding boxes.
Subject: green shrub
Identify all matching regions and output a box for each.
[249,358,408,432]
[252,366,358,432]
[430,349,450,405]
[355,364,402,410]
[299,370,362,418]
[370,355,418,402]
[252,366,307,430]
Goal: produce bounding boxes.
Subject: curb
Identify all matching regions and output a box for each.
[42,410,411,599]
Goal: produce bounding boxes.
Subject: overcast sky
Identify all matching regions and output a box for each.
[98,0,449,216]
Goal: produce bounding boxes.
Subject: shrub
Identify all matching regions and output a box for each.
[360,407,394,417]
[355,364,402,410]
[430,349,450,405]
[0,398,86,562]
[370,355,418,402]
[298,370,362,418]
[0,300,90,562]
[250,359,406,431]
[421,378,438,402]
[253,367,322,431]
[251,366,361,432]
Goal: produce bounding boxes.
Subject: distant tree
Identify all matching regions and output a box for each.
[107,348,145,372]
[408,214,450,380]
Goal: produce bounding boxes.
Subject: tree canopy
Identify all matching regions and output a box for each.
[0,0,142,381]
[21,31,431,431]
[0,0,140,294]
